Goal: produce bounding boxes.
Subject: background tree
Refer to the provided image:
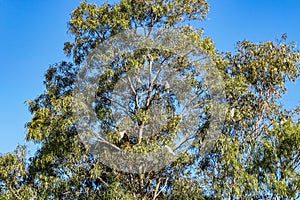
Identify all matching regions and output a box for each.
[205,38,300,199]
[0,146,36,200]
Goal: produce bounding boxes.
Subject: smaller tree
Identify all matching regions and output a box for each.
[0,146,36,200]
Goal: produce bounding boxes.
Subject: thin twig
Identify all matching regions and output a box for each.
[153,178,161,200]
[155,178,169,198]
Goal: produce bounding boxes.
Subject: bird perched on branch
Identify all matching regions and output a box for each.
[116,130,131,148]
[230,107,235,118]
[165,145,176,156]
[118,130,126,141]
[165,81,170,94]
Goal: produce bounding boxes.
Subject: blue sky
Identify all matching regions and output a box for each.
[0,0,299,154]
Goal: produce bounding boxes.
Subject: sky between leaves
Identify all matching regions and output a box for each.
[0,0,299,153]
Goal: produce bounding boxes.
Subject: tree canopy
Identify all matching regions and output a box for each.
[1,0,300,199]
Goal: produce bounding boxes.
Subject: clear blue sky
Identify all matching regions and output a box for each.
[0,0,299,154]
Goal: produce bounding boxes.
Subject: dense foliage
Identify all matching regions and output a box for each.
[1,0,299,199]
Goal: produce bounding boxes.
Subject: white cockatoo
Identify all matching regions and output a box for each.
[230,107,235,118]
[165,81,170,94]
[118,130,126,140]
[165,145,176,156]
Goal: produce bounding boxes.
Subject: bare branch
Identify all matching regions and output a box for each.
[152,178,161,200]
[138,121,145,144]
[127,75,137,95]
[155,178,169,199]
[97,176,109,187]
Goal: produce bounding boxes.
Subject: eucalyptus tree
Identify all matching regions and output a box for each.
[207,38,300,199]
[24,0,218,199]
